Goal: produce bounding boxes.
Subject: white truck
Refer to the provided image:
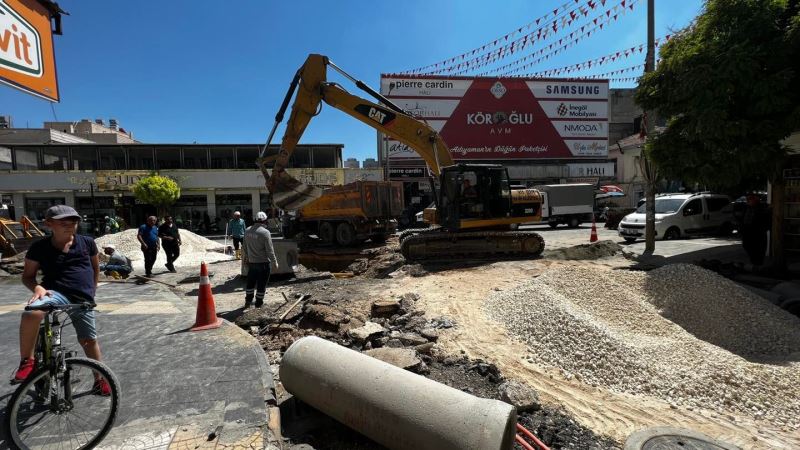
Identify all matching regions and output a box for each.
[534,184,596,228]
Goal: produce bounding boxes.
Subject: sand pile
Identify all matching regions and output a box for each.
[484,263,800,429]
[95,229,229,272]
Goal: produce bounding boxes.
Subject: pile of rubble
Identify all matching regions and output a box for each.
[484,263,800,430]
[238,291,451,373]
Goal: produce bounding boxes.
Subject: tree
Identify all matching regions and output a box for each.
[131,174,181,218]
[636,0,800,266]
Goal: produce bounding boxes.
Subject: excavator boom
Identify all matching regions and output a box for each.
[260,54,452,210]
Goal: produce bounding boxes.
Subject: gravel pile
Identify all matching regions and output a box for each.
[95,229,229,270]
[484,263,800,429]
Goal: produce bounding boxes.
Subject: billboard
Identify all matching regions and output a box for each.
[0,0,60,102]
[379,76,608,160]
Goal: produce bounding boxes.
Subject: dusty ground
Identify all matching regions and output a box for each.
[165,231,798,450]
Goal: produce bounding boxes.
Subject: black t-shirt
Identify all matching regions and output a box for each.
[158,223,180,246]
[26,235,98,303]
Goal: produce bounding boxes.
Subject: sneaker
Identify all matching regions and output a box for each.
[12,358,35,383]
[244,302,252,309]
[254,301,263,308]
[93,378,112,396]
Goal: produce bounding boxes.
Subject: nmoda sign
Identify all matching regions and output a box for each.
[0,0,59,101]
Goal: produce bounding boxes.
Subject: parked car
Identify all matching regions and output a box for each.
[618,193,734,242]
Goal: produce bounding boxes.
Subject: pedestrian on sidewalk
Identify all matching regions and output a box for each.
[13,205,111,395]
[158,215,181,272]
[137,215,160,277]
[242,211,278,308]
[741,193,770,267]
[228,211,246,258]
[99,244,133,278]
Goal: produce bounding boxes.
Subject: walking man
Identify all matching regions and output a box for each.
[228,211,246,259]
[13,205,111,395]
[158,215,181,272]
[137,216,160,277]
[741,194,770,267]
[242,211,278,308]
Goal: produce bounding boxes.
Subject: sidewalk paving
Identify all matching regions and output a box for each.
[0,275,275,450]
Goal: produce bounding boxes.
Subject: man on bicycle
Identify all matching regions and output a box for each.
[12,205,111,395]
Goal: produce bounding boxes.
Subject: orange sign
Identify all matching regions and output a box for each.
[0,0,59,102]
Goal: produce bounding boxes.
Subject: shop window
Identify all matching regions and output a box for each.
[235,146,259,169]
[0,147,12,170]
[41,147,70,170]
[156,147,181,169]
[129,146,155,170]
[210,147,235,169]
[99,147,126,170]
[215,194,253,224]
[14,147,39,170]
[290,148,311,168]
[312,147,337,168]
[71,146,98,170]
[171,195,208,232]
[183,147,208,169]
[25,197,65,221]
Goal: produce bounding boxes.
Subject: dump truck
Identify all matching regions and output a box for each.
[283,180,404,246]
[535,183,596,228]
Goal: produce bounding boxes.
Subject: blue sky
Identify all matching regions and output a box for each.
[0,0,703,162]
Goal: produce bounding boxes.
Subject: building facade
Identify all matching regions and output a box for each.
[0,142,382,232]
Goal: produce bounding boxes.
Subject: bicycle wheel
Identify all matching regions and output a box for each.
[4,357,120,450]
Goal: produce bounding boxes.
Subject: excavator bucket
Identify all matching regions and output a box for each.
[258,158,323,210]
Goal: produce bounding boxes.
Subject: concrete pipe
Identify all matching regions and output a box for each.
[280,336,517,450]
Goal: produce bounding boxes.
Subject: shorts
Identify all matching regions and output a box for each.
[29,291,97,340]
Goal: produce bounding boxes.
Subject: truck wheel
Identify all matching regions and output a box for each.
[318,222,335,244]
[548,222,559,229]
[568,217,580,228]
[336,223,356,246]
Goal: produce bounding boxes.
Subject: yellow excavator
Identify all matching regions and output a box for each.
[258,54,546,260]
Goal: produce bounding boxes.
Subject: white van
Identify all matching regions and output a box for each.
[618,193,734,242]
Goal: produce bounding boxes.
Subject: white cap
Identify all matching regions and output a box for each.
[256,211,268,221]
[102,244,115,250]
[234,211,241,216]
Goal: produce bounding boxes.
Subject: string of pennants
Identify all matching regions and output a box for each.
[477,0,643,77]
[554,63,645,79]
[518,36,669,77]
[400,0,634,76]
[403,0,589,75]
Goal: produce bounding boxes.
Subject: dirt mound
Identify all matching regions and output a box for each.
[543,239,623,260]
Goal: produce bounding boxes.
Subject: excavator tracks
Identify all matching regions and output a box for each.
[400,230,545,261]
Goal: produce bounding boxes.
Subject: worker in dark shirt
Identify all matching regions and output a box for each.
[12,205,111,395]
[158,215,181,273]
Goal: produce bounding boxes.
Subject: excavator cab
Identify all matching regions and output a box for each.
[437,164,513,231]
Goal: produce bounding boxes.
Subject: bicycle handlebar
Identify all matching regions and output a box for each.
[25,302,96,312]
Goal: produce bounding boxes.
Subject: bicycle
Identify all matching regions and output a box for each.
[4,302,120,450]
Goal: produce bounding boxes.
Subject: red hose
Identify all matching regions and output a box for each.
[516,423,551,450]
[515,434,537,450]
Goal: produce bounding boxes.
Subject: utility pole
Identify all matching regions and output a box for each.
[642,0,657,252]
[89,182,98,236]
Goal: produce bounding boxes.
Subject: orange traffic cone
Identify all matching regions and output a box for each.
[590,215,598,243]
[191,262,223,331]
